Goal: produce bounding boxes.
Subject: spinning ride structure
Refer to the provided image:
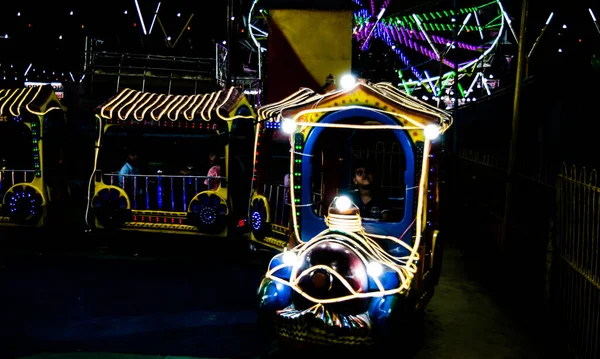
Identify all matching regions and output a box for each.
[353,0,517,108]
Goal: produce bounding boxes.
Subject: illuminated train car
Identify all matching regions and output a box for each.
[0,85,67,229]
[87,87,256,238]
[252,80,452,346]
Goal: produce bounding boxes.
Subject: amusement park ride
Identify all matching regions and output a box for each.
[242,0,524,109]
[1,0,598,350]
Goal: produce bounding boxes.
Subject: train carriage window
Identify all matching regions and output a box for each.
[99,126,224,177]
[309,127,350,216]
[0,122,35,200]
[0,122,35,171]
[310,121,407,221]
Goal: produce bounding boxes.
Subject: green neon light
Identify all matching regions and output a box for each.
[402,80,411,95]
[458,83,465,98]
[486,14,503,27]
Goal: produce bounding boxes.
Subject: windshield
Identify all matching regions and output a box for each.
[309,126,407,222]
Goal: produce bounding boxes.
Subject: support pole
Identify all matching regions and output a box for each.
[502,0,529,248]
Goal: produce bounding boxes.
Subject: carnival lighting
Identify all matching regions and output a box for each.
[334,195,352,211]
[282,250,297,266]
[424,124,440,140]
[256,80,452,301]
[281,118,296,134]
[366,261,384,277]
[340,74,357,89]
[134,0,148,35]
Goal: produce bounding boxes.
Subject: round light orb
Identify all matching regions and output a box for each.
[281,118,296,134]
[334,196,352,211]
[282,250,297,266]
[340,74,357,89]
[424,124,440,140]
[366,261,383,277]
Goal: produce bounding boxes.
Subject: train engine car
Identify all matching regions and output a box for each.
[254,79,452,346]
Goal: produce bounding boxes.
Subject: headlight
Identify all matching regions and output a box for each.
[334,195,352,211]
[366,261,384,277]
[282,250,297,266]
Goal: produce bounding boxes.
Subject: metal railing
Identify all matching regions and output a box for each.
[457,151,598,359]
[103,172,223,212]
[0,169,36,192]
[83,51,216,95]
[257,182,291,227]
[555,164,600,359]
[257,182,323,226]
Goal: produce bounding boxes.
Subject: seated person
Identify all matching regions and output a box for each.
[346,160,392,221]
[118,148,140,189]
[204,151,221,190]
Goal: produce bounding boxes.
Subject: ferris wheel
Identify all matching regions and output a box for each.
[353,0,517,107]
[239,0,269,80]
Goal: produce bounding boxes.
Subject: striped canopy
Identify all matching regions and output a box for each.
[96,87,252,123]
[257,80,453,130]
[0,85,66,118]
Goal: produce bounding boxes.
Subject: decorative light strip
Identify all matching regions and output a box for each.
[31,119,41,177]
[257,81,452,127]
[352,1,506,98]
[98,87,254,123]
[264,135,436,304]
[0,86,63,117]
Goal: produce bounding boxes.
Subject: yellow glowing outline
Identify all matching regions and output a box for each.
[257,82,452,128]
[0,89,10,106]
[150,94,174,121]
[101,89,134,119]
[180,94,201,120]
[1,89,20,117]
[9,88,29,117]
[124,92,152,121]
[97,88,255,124]
[185,94,208,121]
[256,88,316,120]
[117,91,143,120]
[157,95,183,121]
[214,88,234,121]
[200,92,219,121]
[99,89,127,118]
[172,95,195,121]
[255,81,451,306]
[133,93,157,121]
[140,94,165,121]
[0,86,66,117]
[15,87,35,117]
[264,227,418,304]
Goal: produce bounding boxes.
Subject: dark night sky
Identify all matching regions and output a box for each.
[0,1,598,83]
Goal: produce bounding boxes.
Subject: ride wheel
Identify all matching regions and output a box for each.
[188,191,229,234]
[91,186,130,228]
[3,184,45,224]
[249,195,270,240]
